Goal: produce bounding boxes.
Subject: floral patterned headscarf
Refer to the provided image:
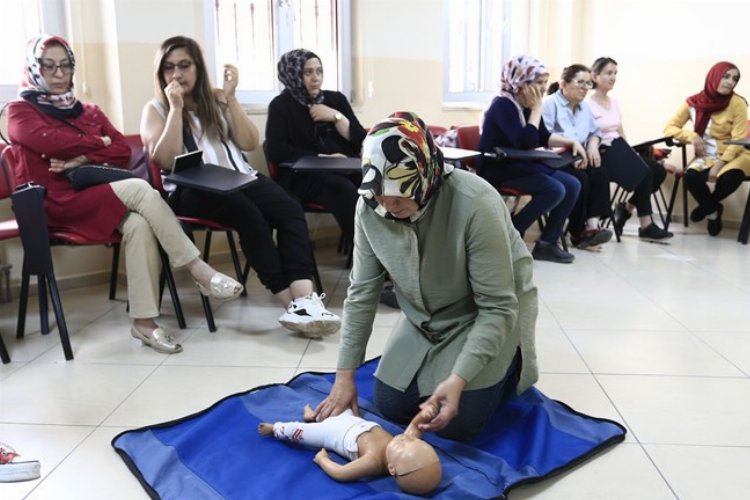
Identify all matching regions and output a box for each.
[494,55,548,127]
[19,34,82,118]
[359,111,452,220]
[277,48,325,107]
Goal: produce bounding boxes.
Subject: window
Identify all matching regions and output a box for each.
[443,0,527,106]
[0,0,68,103]
[205,0,351,106]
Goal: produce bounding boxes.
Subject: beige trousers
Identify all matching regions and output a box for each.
[110,179,200,319]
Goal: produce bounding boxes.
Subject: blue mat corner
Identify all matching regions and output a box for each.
[113,359,626,499]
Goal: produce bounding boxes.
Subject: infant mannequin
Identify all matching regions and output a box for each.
[258,403,441,495]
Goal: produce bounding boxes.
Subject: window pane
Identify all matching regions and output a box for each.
[0,1,43,86]
[212,0,341,94]
[292,0,340,89]
[214,0,276,92]
[445,0,512,103]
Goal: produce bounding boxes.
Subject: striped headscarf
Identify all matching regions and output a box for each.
[19,34,82,118]
[277,48,325,107]
[359,111,452,220]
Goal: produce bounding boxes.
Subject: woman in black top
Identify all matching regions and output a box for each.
[265,49,367,247]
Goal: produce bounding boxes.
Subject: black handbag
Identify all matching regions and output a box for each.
[65,164,136,190]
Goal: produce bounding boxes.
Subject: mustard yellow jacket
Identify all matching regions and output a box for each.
[664,94,750,176]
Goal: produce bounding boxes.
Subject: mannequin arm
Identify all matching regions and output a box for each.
[313,449,383,481]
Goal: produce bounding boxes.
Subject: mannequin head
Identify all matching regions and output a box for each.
[385,434,441,495]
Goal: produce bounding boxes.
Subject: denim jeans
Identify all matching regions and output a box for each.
[373,349,522,441]
[501,170,581,243]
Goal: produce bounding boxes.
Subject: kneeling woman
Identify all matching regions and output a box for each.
[8,35,243,354]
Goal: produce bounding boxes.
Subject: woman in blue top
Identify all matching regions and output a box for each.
[479,55,583,263]
[542,64,613,249]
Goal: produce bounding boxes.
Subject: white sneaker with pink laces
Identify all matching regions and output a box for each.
[0,442,41,482]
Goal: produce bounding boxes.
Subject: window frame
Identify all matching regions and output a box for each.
[442,0,514,108]
[0,0,69,104]
[202,0,352,109]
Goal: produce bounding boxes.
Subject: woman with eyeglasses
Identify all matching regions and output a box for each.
[587,57,672,241]
[478,55,582,264]
[141,36,341,338]
[8,35,244,355]
[265,49,367,252]
[664,61,750,236]
[542,64,613,249]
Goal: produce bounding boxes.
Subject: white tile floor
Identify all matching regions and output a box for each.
[1,219,750,500]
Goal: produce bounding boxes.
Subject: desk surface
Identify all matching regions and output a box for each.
[166,164,257,194]
[441,146,482,161]
[286,156,362,173]
[725,139,750,148]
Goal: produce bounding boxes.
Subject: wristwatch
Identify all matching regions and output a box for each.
[334,112,343,122]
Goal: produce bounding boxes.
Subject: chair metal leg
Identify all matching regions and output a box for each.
[185,227,216,332]
[681,173,689,227]
[109,243,120,300]
[38,276,49,336]
[737,186,750,244]
[45,272,73,360]
[0,332,9,364]
[310,241,324,295]
[16,259,30,339]
[665,175,681,231]
[160,248,187,329]
[0,326,10,365]
[226,231,247,297]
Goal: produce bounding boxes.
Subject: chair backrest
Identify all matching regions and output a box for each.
[261,141,280,180]
[122,134,150,181]
[455,125,481,170]
[0,145,16,200]
[143,149,166,193]
[427,125,448,139]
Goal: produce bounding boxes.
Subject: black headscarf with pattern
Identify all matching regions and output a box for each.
[277,48,325,107]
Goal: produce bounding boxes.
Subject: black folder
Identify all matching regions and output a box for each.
[601,137,649,191]
[166,150,257,194]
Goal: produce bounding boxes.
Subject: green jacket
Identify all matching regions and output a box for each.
[338,169,539,396]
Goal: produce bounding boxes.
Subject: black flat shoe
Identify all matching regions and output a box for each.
[707,204,724,236]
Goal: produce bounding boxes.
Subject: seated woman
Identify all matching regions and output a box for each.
[8,35,243,354]
[542,64,613,249]
[265,48,367,249]
[664,61,750,236]
[479,55,582,263]
[586,57,672,241]
[140,36,340,338]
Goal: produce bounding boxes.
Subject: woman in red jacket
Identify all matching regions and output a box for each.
[8,35,242,354]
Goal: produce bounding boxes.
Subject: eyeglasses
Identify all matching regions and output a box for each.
[162,61,194,73]
[38,60,73,75]
[573,79,594,89]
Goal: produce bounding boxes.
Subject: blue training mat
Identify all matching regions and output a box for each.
[112,359,626,499]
